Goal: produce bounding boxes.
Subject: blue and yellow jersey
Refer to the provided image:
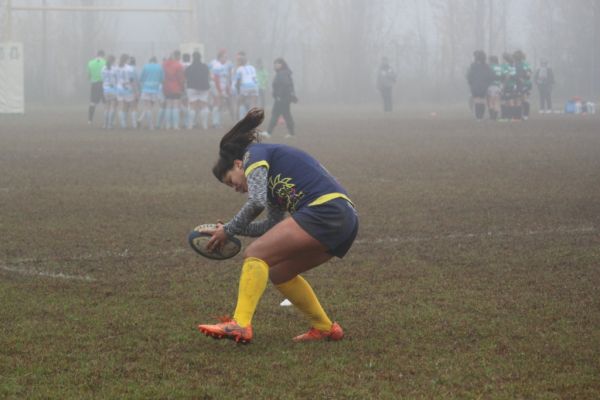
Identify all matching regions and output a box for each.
[243,143,351,213]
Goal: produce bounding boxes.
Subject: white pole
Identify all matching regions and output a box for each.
[6,0,13,41]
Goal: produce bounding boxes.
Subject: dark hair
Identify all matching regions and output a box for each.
[489,55,499,64]
[513,50,525,62]
[128,56,136,66]
[212,108,265,181]
[192,51,201,64]
[97,50,105,57]
[173,50,181,60]
[119,53,129,67]
[274,57,290,71]
[473,50,486,63]
[182,53,191,63]
[106,55,115,70]
[149,56,157,63]
[502,52,513,64]
[236,51,247,66]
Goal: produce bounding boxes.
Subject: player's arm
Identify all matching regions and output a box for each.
[222,166,269,237]
[238,203,285,237]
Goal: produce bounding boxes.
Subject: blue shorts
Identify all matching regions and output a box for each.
[292,198,358,258]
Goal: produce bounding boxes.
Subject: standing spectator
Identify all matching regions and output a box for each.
[139,56,164,130]
[534,59,555,114]
[376,57,396,112]
[467,50,494,120]
[162,50,185,130]
[209,49,234,128]
[256,58,269,108]
[263,57,297,138]
[233,51,259,120]
[185,51,211,130]
[87,50,106,125]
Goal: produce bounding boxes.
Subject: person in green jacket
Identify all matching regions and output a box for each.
[87,50,106,125]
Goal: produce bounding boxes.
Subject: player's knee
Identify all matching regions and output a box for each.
[242,242,262,260]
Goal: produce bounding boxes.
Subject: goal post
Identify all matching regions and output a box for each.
[1,1,199,114]
[0,42,25,114]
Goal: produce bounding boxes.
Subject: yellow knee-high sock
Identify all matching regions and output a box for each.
[233,257,269,327]
[276,275,333,331]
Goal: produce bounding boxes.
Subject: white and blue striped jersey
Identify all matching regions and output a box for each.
[209,59,233,93]
[234,65,258,91]
[101,66,118,93]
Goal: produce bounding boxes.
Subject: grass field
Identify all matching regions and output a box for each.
[1,105,600,399]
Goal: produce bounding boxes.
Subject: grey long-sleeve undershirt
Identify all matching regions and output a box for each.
[223,167,285,237]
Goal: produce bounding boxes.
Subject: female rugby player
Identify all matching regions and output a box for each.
[101,55,118,129]
[197,108,358,343]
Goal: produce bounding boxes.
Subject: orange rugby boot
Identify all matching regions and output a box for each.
[292,322,344,342]
[197,316,253,344]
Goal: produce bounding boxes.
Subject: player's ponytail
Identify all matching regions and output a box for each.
[212,108,265,181]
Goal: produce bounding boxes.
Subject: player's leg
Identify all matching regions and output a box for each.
[220,217,327,328]
[270,252,337,333]
[88,82,101,124]
[237,94,246,120]
[266,100,283,135]
[173,98,181,129]
[130,98,138,129]
[199,97,210,130]
[250,217,348,340]
[102,92,110,129]
[281,101,295,136]
[522,92,530,120]
[187,95,197,130]
[198,216,329,342]
[211,94,221,128]
[164,98,172,129]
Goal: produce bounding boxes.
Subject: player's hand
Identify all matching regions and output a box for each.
[206,223,227,252]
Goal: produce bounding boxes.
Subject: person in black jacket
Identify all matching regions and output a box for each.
[467,50,494,120]
[534,59,555,114]
[376,57,396,112]
[262,58,297,138]
[185,51,211,129]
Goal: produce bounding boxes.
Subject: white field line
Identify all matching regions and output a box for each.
[0,226,596,281]
[7,248,188,265]
[354,226,597,245]
[0,265,95,282]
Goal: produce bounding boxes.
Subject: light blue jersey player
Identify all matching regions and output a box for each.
[209,49,235,127]
[101,55,118,129]
[115,54,136,128]
[139,56,164,130]
[232,52,259,120]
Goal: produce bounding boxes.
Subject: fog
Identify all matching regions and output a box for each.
[2,0,599,104]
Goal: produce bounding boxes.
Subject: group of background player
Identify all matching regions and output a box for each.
[87,48,296,136]
[467,49,535,122]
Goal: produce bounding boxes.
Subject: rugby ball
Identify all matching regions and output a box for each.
[188,224,242,260]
